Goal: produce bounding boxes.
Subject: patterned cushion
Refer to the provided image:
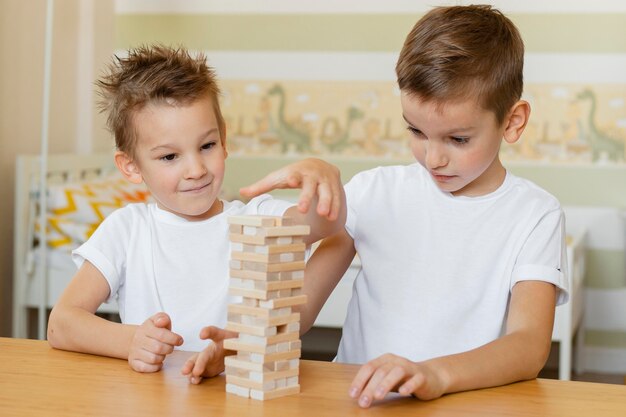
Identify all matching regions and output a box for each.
[38,174,151,250]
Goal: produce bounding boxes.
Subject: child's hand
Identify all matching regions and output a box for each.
[240,158,343,221]
[180,326,237,384]
[128,312,183,373]
[348,353,447,408]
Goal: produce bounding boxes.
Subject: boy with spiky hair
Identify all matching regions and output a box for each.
[48,45,346,380]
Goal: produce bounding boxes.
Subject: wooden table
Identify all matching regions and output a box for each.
[1,337,625,416]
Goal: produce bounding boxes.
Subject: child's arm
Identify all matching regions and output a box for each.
[48,261,183,372]
[239,158,346,244]
[298,228,356,332]
[349,280,556,407]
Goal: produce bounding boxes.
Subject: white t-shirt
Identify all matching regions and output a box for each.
[336,164,568,364]
[72,195,293,352]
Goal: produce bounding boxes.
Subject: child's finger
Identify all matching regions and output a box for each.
[357,367,389,408]
[181,354,199,376]
[151,312,172,330]
[349,361,378,399]
[192,346,214,376]
[296,176,317,213]
[136,347,166,366]
[239,170,287,198]
[398,373,425,396]
[199,325,238,343]
[129,358,163,373]
[373,366,406,400]
[329,180,343,221]
[148,326,184,347]
[315,182,332,217]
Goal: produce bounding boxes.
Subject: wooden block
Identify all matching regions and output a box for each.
[249,349,301,364]
[225,365,249,378]
[230,234,302,245]
[276,217,295,226]
[229,224,243,234]
[224,338,277,354]
[274,360,290,371]
[228,303,291,319]
[229,269,282,281]
[229,279,303,293]
[228,312,300,328]
[229,278,255,289]
[289,340,302,350]
[231,250,305,263]
[241,297,259,307]
[225,356,265,372]
[229,233,271,245]
[231,242,244,252]
[228,215,280,227]
[249,367,299,382]
[259,294,307,309]
[228,287,275,301]
[290,270,304,280]
[226,375,276,391]
[238,331,299,346]
[250,385,300,400]
[234,242,306,254]
[258,279,303,292]
[226,383,250,398]
[226,321,277,337]
[255,225,310,238]
[277,322,300,334]
[242,260,305,273]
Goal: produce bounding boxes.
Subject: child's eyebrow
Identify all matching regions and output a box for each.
[402,114,474,134]
[401,114,415,126]
[149,128,220,152]
[198,127,219,140]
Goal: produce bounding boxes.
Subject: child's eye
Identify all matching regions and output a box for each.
[406,126,426,138]
[160,153,177,161]
[451,136,469,144]
[201,141,216,150]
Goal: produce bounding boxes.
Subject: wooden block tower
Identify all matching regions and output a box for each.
[224,215,309,400]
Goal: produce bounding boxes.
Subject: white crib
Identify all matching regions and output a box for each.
[12,153,123,338]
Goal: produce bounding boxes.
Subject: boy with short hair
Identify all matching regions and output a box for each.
[47,45,346,378]
[294,5,568,407]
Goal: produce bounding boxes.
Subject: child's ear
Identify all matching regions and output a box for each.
[114,151,143,184]
[221,125,228,159]
[503,100,531,145]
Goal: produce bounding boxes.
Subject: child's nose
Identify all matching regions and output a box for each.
[425,142,448,169]
[184,155,208,179]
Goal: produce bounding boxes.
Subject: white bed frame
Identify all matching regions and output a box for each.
[12,153,120,339]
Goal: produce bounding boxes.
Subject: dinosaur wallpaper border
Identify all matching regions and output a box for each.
[219,80,626,164]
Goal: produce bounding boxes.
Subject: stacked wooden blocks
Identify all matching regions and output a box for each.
[224,215,309,400]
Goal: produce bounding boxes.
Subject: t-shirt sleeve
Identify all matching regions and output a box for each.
[244,194,295,216]
[344,169,377,239]
[511,208,569,305]
[71,207,132,304]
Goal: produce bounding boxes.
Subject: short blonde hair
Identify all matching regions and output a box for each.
[97,44,226,157]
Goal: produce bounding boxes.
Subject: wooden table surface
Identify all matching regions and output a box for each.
[1,337,625,416]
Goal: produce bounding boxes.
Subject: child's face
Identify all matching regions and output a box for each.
[401,93,507,197]
[131,96,226,221]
